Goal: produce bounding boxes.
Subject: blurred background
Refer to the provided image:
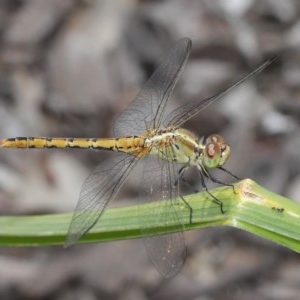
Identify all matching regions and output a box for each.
[0,0,300,299]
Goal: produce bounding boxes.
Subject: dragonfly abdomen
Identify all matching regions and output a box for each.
[0,136,146,152]
[1,137,97,149]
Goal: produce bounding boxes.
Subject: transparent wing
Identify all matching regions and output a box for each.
[139,155,186,278]
[65,153,138,246]
[165,55,278,128]
[114,38,192,137]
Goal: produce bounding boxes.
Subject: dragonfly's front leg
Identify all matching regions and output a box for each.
[198,169,225,214]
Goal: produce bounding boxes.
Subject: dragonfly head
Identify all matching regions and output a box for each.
[202,134,230,169]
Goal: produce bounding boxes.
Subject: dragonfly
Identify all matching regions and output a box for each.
[1,38,276,278]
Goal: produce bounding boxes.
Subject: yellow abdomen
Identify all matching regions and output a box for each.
[1,136,147,156]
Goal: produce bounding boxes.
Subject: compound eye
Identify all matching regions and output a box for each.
[203,142,221,169]
[206,134,224,145]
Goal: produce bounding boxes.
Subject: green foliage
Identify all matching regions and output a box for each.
[0,179,299,253]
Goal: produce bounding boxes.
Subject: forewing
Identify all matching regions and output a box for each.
[139,156,186,278]
[165,55,278,128]
[65,153,138,246]
[114,38,191,137]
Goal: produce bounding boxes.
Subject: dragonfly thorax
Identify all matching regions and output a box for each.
[145,128,230,170]
[145,127,200,164]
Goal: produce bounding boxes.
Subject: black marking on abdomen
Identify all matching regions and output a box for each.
[27,137,34,148]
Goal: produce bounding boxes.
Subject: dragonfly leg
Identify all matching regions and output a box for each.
[174,165,186,186]
[181,177,199,193]
[208,173,237,194]
[198,169,225,214]
[174,166,194,224]
[179,195,193,224]
[218,166,241,180]
[175,166,198,193]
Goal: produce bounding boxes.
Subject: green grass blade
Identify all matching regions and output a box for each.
[0,179,299,252]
